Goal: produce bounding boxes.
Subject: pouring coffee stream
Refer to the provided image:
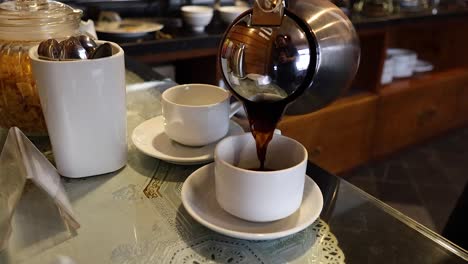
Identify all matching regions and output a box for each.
[219,0,360,170]
[245,95,289,170]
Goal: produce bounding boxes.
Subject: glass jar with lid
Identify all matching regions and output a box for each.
[0,0,82,134]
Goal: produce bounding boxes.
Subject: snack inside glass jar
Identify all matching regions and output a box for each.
[0,0,82,134]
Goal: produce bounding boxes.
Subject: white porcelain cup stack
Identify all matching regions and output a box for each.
[381,57,394,84]
[387,48,418,78]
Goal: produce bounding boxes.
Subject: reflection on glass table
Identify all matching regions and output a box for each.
[0,59,467,264]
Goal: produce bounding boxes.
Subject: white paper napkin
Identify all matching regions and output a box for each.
[0,127,79,252]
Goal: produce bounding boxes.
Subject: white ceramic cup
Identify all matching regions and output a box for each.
[214,133,308,222]
[162,83,241,146]
[29,41,127,178]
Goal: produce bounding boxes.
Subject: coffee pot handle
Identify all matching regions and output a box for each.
[251,0,285,26]
[230,43,246,79]
[229,101,243,118]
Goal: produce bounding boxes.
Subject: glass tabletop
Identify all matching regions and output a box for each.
[0,61,467,264]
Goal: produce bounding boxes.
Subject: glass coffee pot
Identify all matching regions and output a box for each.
[219,0,360,169]
[219,0,360,115]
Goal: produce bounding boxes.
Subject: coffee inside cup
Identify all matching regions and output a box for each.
[216,133,306,171]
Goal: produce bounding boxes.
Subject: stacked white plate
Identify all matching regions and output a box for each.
[387,48,418,78]
[414,60,434,73]
[382,48,434,84]
[381,57,394,84]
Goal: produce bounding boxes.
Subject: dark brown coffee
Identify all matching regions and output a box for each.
[241,93,290,171]
[248,167,275,171]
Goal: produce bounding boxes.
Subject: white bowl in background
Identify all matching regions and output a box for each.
[219,6,249,24]
[181,5,214,32]
[387,48,418,78]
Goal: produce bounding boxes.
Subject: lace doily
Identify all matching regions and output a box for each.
[164,219,345,264]
[110,162,345,264]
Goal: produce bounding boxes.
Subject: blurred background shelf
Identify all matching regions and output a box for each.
[279,92,378,174]
[277,12,468,174]
[374,68,468,158]
[280,67,468,174]
[78,0,468,174]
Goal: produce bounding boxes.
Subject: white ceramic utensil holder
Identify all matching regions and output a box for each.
[29,41,127,178]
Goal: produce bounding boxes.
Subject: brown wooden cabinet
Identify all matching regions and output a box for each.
[373,69,467,158]
[276,18,468,174]
[279,68,468,173]
[279,93,378,174]
[455,76,468,126]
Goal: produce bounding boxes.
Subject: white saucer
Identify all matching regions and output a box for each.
[181,163,324,240]
[132,116,244,165]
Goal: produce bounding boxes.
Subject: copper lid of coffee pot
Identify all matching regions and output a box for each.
[219,0,360,114]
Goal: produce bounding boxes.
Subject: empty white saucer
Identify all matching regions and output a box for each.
[132,116,244,165]
[181,163,324,240]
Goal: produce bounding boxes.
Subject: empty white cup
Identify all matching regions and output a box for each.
[214,133,308,222]
[162,83,240,146]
